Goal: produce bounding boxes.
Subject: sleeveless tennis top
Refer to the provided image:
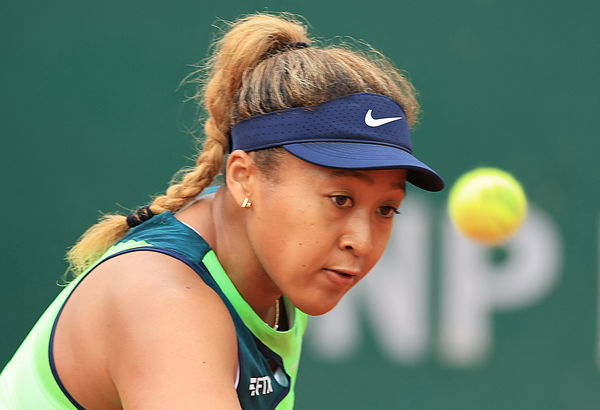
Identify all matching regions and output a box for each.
[0,211,308,409]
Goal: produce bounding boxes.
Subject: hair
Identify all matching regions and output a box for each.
[66,12,420,276]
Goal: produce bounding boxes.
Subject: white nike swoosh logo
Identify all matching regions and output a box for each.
[364,109,403,127]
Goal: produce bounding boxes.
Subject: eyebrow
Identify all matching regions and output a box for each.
[329,170,407,191]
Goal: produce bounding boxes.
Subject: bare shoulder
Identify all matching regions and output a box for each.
[99,250,233,339]
[102,250,224,312]
[97,250,241,409]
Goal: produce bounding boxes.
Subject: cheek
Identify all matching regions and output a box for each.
[364,225,394,271]
[248,194,332,275]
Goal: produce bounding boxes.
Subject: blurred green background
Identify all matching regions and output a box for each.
[1,1,599,409]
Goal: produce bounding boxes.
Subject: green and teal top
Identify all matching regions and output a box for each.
[0,211,308,409]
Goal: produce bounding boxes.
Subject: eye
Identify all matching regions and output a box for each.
[378,205,400,218]
[330,195,353,208]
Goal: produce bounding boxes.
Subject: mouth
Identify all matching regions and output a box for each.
[322,268,359,286]
[332,270,353,277]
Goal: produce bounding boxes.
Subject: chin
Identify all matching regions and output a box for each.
[293,296,343,316]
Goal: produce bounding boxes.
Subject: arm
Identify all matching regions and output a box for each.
[104,251,241,410]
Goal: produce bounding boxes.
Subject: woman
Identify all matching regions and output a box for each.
[0,13,443,409]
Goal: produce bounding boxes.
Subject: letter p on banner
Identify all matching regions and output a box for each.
[439,205,562,366]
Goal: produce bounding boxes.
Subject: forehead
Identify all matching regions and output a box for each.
[327,169,407,191]
[274,153,407,189]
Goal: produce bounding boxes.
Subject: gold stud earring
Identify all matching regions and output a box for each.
[241,197,252,208]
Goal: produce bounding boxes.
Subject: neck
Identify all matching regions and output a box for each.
[177,188,282,323]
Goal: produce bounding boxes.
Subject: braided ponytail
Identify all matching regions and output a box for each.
[66,14,309,276]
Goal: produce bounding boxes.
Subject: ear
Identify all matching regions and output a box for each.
[226,150,257,206]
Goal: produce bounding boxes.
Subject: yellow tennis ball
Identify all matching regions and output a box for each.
[448,168,527,245]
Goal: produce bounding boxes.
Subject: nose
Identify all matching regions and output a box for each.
[338,213,374,256]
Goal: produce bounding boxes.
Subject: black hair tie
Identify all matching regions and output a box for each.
[126,206,155,228]
[275,41,311,53]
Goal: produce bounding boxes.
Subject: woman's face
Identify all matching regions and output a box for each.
[247,152,407,316]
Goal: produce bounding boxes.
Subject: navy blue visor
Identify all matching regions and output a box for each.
[230,92,444,192]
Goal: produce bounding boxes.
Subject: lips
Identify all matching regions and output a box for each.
[322,268,359,286]
[328,269,357,277]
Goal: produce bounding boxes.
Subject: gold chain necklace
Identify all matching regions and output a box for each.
[272,298,280,330]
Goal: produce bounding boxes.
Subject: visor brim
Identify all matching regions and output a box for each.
[283,142,445,192]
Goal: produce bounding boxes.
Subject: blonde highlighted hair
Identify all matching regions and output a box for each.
[66,12,420,276]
